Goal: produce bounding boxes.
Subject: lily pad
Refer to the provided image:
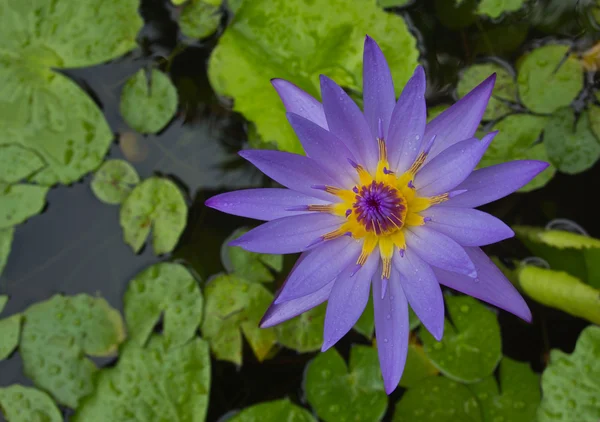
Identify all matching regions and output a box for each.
[393,376,482,422]
[221,228,283,283]
[0,183,49,229]
[120,69,179,134]
[124,262,203,349]
[275,303,325,353]
[201,273,277,365]
[180,0,223,39]
[304,345,387,422]
[517,265,600,324]
[0,295,6,312]
[538,325,600,422]
[90,159,140,205]
[590,104,600,141]
[0,145,45,183]
[457,63,517,120]
[0,307,21,360]
[0,227,13,276]
[0,385,62,422]
[228,399,317,422]
[516,44,583,114]
[479,114,555,191]
[477,0,526,18]
[545,108,600,175]
[73,335,211,422]
[20,294,126,408]
[379,0,411,7]
[469,358,540,422]
[419,296,502,383]
[119,177,188,255]
[399,342,440,388]
[208,0,418,153]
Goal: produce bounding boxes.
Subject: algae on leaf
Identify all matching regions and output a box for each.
[228,399,317,422]
[0,385,62,422]
[91,159,140,205]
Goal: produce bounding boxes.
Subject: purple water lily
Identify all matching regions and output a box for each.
[206,36,547,394]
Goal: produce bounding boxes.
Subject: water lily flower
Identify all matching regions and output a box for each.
[206,36,548,394]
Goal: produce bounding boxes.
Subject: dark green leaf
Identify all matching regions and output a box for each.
[228,398,317,422]
[91,159,140,205]
[276,303,325,353]
[180,0,223,39]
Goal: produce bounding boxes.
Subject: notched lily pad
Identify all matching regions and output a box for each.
[227,398,317,422]
[477,0,526,18]
[0,227,13,277]
[0,295,21,360]
[120,69,179,134]
[20,294,126,408]
[399,341,440,388]
[0,183,49,229]
[304,345,387,422]
[180,0,223,40]
[0,144,45,183]
[124,262,203,349]
[119,177,188,255]
[419,296,502,383]
[276,303,325,353]
[201,273,277,365]
[538,325,600,422]
[73,335,211,422]
[0,385,62,422]
[91,159,140,205]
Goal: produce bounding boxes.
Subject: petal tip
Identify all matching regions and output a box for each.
[384,381,398,395]
[321,340,335,352]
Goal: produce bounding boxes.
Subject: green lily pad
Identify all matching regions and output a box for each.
[90,159,140,205]
[0,0,142,186]
[304,345,387,422]
[538,325,600,422]
[477,0,526,18]
[120,69,178,134]
[180,0,223,39]
[419,296,502,383]
[399,342,440,388]
[469,358,540,422]
[125,262,203,349]
[228,398,317,422]
[590,104,600,141]
[378,0,411,7]
[516,44,583,114]
[0,385,62,422]
[517,266,600,324]
[545,108,600,175]
[393,376,482,421]
[20,294,126,408]
[119,177,188,255]
[479,114,555,191]
[73,335,211,422]
[0,227,13,276]
[275,303,325,353]
[0,183,49,229]
[201,273,277,365]
[0,145,45,183]
[208,0,418,153]
[457,63,517,120]
[221,228,283,283]
[0,309,21,360]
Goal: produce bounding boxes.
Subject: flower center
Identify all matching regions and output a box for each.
[352,181,406,235]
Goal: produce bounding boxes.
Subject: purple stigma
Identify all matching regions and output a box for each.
[408,180,415,189]
[345,209,352,218]
[311,184,327,191]
[448,189,468,198]
[423,134,437,155]
[378,118,384,140]
[383,167,394,175]
[349,263,363,277]
[423,217,432,223]
[353,181,406,235]
[347,158,359,169]
[353,186,359,194]
[399,248,405,257]
[305,236,324,249]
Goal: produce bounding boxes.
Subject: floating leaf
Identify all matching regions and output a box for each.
[469,358,540,422]
[119,177,188,255]
[304,345,387,422]
[228,399,317,422]
[180,0,223,39]
[0,145,45,183]
[378,0,411,7]
[393,376,482,422]
[399,342,440,388]
[73,335,211,422]
[419,296,502,383]
[477,0,526,18]
[0,385,62,422]
[125,263,203,349]
[201,273,276,365]
[221,228,283,283]
[590,104,600,141]
[0,295,6,312]
[0,183,49,229]
[516,44,583,114]
[545,108,600,175]
[208,0,418,152]
[517,266,600,324]
[538,325,600,422]
[276,303,325,353]
[457,63,517,120]
[120,69,178,134]
[0,227,13,276]
[91,159,140,205]
[20,294,126,408]
[0,305,21,359]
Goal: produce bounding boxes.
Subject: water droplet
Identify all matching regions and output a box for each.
[432,386,439,393]
[460,305,470,313]
[479,393,489,400]
[567,400,576,409]
[55,312,64,320]
[386,314,391,320]
[49,365,60,375]
[433,343,443,350]
[321,369,331,378]
[513,401,525,409]
[329,404,340,413]
[492,417,505,422]
[414,409,425,416]
[383,338,389,343]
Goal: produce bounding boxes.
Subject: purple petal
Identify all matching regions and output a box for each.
[271,78,328,129]
[320,75,379,173]
[433,247,532,322]
[415,132,495,197]
[275,236,362,303]
[405,226,476,277]
[239,150,340,201]
[287,113,358,187]
[205,188,328,221]
[363,35,396,141]
[322,251,379,351]
[392,250,444,341]
[424,74,495,162]
[372,271,409,394]
[230,213,344,254]
[387,66,427,173]
[441,160,550,208]
[421,207,514,246]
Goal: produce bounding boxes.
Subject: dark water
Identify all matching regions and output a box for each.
[1,0,599,420]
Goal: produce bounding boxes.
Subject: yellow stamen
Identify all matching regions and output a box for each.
[408,151,427,174]
[379,237,394,279]
[323,227,348,241]
[357,234,378,265]
[405,212,426,226]
[307,204,335,212]
[390,231,406,251]
[378,138,388,162]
